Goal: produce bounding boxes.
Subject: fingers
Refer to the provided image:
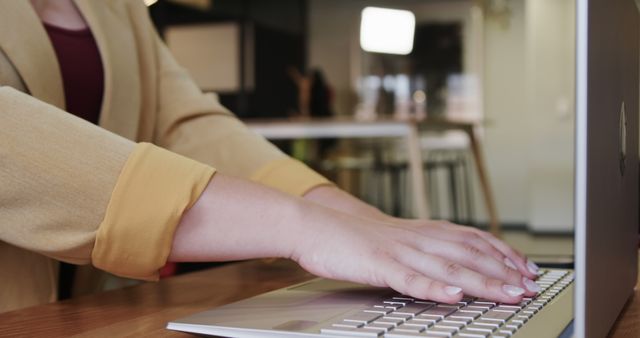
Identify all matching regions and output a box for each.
[419,223,505,262]
[409,236,537,297]
[473,230,539,279]
[378,258,463,304]
[424,222,538,280]
[394,246,527,304]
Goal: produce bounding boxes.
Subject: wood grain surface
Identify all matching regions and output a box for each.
[0,259,312,337]
[607,258,640,338]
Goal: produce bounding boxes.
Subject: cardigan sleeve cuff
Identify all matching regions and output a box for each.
[91,143,215,281]
[250,157,333,197]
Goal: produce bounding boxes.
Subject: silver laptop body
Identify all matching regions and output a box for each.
[168,0,638,337]
[574,0,639,337]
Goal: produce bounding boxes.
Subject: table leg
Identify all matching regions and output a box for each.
[406,125,430,219]
[466,126,500,235]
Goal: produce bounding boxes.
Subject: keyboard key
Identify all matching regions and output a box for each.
[385,331,427,338]
[363,307,393,315]
[467,302,493,310]
[518,300,531,307]
[464,324,495,333]
[457,330,489,338]
[439,320,466,329]
[393,324,424,333]
[459,308,485,315]
[472,319,500,329]
[500,327,517,335]
[481,310,513,322]
[500,326,516,335]
[462,306,489,313]
[504,322,522,330]
[343,312,382,324]
[394,303,435,316]
[376,304,403,310]
[392,296,416,301]
[525,306,540,313]
[377,317,405,326]
[320,326,383,336]
[384,313,413,320]
[511,319,526,326]
[493,305,521,312]
[419,306,456,319]
[450,310,481,320]
[521,310,536,317]
[410,316,439,325]
[506,319,525,328]
[448,316,474,325]
[384,299,412,305]
[424,325,458,337]
[403,319,433,329]
[364,322,395,331]
[332,321,363,328]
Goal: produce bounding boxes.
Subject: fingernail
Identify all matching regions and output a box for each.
[504,257,518,270]
[522,277,541,293]
[502,284,525,297]
[526,259,539,275]
[444,286,462,295]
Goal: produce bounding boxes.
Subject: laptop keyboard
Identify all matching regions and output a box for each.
[320,269,573,338]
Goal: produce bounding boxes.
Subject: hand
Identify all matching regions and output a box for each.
[289,209,540,304]
[387,217,540,283]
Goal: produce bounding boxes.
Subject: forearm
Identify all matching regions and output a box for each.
[169,174,304,262]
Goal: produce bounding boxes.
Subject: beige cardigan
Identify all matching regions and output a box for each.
[0,0,328,313]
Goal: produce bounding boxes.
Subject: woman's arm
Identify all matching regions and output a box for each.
[171,174,540,304]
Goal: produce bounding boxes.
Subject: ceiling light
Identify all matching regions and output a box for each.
[360,7,415,55]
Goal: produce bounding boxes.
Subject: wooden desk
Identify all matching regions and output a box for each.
[245,117,500,235]
[1,259,637,337]
[608,258,640,338]
[0,260,313,337]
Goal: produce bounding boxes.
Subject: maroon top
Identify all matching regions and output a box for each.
[44,23,104,125]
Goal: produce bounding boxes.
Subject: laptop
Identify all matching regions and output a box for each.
[167,0,639,337]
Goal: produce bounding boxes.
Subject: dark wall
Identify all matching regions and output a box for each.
[243,24,301,118]
[412,23,463,115]
[149,0,307,117]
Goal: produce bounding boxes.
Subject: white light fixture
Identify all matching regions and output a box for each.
[143,0,158,6]
[360,7,415,55]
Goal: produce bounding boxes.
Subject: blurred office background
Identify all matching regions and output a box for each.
[147,0,576,235]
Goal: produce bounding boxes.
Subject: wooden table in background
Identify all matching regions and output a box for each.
[245,117,500,235]
[1,259,637,337]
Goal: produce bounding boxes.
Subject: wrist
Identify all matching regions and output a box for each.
[304,185,388,221]
[274,196,314,261]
